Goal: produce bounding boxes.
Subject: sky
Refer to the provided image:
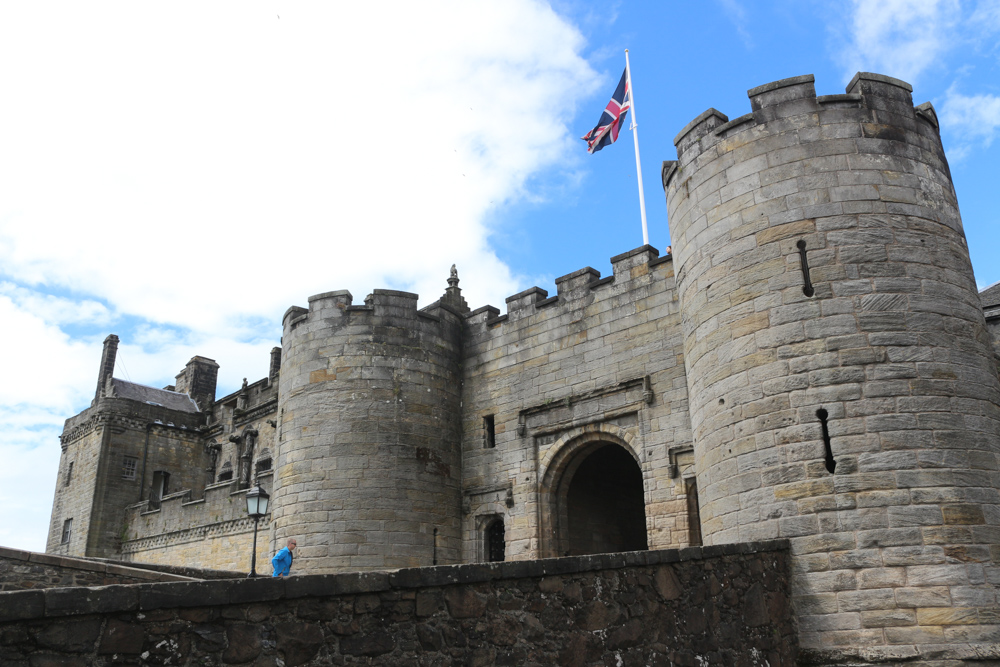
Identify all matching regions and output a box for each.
[1,0,998,552]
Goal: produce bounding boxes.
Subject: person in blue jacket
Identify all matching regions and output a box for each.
[271,538,297,577]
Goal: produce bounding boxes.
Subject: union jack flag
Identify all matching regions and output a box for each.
[581,68,631,154]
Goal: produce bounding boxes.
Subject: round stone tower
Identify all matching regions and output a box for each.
[272,285,466,573]
[664,73,1000,661]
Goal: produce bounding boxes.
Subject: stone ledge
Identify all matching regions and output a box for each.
[1,545,202,584]
[0,540,790,620]
[0,546,29,562]
[747,74,815,98]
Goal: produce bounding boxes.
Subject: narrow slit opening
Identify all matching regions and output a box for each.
[797,239,815,298]
[817,408,836,474]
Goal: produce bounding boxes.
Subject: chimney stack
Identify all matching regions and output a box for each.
[174,356,219,412]
[269,347,282,385]
[93,334,119,405]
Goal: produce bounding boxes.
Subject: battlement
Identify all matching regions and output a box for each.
[281,246,674,345]
[465,245,673,333]
[665,72,940,187]
[122,471,273,561]
[282,287,466,339]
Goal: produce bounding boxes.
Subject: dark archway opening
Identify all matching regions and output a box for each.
[563,444,647,556]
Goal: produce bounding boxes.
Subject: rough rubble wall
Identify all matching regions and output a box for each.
[461,248,696,561]
[0,542,794,667]
[274,289,465,573]
[664,72,1000,658]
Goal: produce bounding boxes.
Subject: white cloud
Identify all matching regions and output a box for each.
[970,0,1000,33]
[0,2,598,337]
[940,85,1000,153]
[0,297,97,410]
[717,0,754,49]
[841,0,960,84]
[0,283,114,327]
[0,436,60,552]
[0,297,96,552]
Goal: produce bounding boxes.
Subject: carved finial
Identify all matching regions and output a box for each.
[448,264,459,288]
[241,378,248,391]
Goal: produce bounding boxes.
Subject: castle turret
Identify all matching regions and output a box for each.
[272,278,466,572]
[664,73,1000,662]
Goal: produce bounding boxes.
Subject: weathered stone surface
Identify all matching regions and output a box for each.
[223,623,261,663]
[274,621,324,666]
[97,619,144,655]
[444,587,487,619]
[666,71,1000,662]
[0,543,795,666]
[339,630,395,656]
[33,618,101,653]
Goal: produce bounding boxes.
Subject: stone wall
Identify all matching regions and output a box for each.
[275,288,467,572]
[663,72,1000,659]
[461,247,696,561]
[0,541,795,667]
[121,472,274,574]
[49,398,207,560]
[0,546,198,591]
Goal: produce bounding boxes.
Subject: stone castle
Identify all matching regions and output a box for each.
[47,72,1000,661]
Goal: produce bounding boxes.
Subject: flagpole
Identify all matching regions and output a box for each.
[624,49,649,246]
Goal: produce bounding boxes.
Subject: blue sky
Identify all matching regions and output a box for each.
[1,0,998,552]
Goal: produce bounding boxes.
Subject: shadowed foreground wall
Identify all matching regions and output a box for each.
[0,541,793,667]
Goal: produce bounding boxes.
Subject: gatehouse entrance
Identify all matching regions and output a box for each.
[543,439,648,557]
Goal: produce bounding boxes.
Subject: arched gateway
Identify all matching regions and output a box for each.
[539,429,648,558]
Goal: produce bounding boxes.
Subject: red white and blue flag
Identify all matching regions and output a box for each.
[581,68,631,154]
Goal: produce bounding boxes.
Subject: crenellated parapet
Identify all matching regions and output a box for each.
[121,472,273,562]
[465,245,673,337]
[123,473,271,538]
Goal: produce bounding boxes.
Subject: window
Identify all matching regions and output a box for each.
[122,456,138,480]
[218,461,233,482]
[64,462,74,487]
[255,457,272,475]
[483,414,496,449]
[486,517,505,562]
[61,518,73,544]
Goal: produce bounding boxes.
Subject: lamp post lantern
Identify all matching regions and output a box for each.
[245,483,270,577]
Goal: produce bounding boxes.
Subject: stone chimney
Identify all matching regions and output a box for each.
[92,334,119,405]
[174,356,219,412]
[269,347,281,385]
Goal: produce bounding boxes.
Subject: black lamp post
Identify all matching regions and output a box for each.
[245,483,270,578]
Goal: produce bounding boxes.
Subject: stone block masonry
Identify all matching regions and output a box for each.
[120,473,274,574]
[0,541,795,667]
[460,246,697,562]
[275,288,466,572]
[0,546,203,591]
[664,72,1000,661]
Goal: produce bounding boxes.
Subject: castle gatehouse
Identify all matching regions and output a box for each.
[46,72,1000,664]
